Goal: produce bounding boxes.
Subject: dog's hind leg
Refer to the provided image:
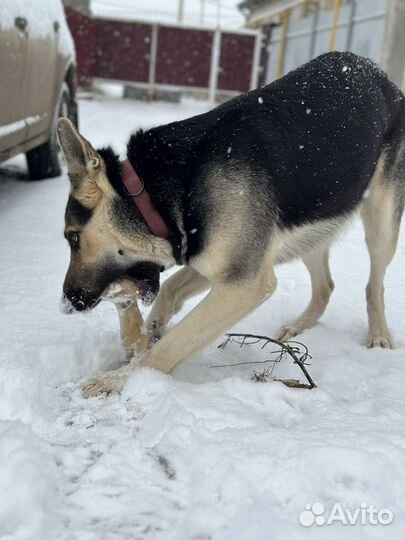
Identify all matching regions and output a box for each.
[276,245,334,341]
[145,267,211,340]
[361,182,402,349]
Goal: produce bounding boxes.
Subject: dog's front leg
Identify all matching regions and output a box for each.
[103,279,148,354]
[82,269,276,397]
[145,267,211,340]
[141,280,273,373]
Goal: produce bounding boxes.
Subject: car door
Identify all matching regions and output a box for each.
[0,14,29,158]
[24,0,59,142]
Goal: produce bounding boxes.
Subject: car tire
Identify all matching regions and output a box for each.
[26,83,74,180]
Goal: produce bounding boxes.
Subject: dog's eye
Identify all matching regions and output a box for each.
[68,232,80,251]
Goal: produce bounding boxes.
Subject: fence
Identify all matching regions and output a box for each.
[65,7,261,101]
[266,0,387,83]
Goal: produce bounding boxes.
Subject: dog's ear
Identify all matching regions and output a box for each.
[57,118,101,183]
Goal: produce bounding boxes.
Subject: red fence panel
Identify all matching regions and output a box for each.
[219,33,255,93]
[65,7,258,94]
[155,27,213,88]
[65,6,96,86]
[94,20,151,82]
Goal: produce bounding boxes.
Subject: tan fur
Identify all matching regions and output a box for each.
[274,216,352,264]
[145,267,210,340]
[276,246,335,341]
[361,157,400,348]
[103,280,148,354]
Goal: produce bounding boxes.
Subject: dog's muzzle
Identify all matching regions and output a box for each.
[60,290,101,313]
[60,293,75,314]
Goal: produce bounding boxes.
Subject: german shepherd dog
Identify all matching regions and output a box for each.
[58,52,405,397]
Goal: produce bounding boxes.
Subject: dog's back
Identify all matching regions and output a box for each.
[200,52,404,226]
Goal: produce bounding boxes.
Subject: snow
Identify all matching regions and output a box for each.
[0,0,74,57]
[0,115,42,138]
[0,94,404,539]
[0,119,26,138]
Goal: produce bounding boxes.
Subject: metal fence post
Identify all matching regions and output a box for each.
[250,30,262,90]
[345,0,356,51]
[329,0,341,51]
[381,0,405,88]
[148,24,159,100]
[308,0,320,60]
[209,28,221,105]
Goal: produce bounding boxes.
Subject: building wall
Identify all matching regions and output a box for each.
[266,0,387,83]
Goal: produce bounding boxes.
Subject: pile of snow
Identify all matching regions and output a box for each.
[0,95,404,539]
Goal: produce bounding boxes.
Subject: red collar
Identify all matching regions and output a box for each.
[121,158,170,240]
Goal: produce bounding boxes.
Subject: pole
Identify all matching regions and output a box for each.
[216,0,221,28]
[177,0,184,24]
[276,9,290,79]
[148,24,158,100]
[345,0,356,51]
[308,0,319,60]
[209,28,221,106]
[381,0,405,88]
[250,30,262,90]
[200,0,205,25]
[329,0,341,51]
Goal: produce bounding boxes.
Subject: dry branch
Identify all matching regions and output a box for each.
[215,333,317,389]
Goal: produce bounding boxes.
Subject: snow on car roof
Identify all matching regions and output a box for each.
[0,0,74,57]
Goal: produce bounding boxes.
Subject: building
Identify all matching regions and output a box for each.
[238,0,405,89]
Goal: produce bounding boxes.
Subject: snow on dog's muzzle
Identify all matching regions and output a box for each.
[60,289,101,313]
[60,293,75,314]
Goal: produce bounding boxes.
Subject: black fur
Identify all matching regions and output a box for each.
[105,52,404,274]
[65,196,93,227]
[98,146,152,238]
[98,147,125,197]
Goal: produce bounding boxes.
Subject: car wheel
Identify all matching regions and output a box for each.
[26,83,73,180]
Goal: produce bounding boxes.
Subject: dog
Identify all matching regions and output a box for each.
[57,52,405,397]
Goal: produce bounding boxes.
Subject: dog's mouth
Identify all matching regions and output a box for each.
[123,261,161,306]
[61,261,161,313]
[129,279,157,305]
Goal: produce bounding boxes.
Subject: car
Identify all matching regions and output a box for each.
[0,0,78,180]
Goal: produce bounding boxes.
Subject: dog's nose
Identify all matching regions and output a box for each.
[60,293,74,314]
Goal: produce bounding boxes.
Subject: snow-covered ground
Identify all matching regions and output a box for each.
[0,94,404,540]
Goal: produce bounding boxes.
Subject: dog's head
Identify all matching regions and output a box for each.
[57,118,174,314]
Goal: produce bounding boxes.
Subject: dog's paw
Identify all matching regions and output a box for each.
[81,366,131,398]
[276,324,303,342]
[145,319,164,343]
[367,334,393,349]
